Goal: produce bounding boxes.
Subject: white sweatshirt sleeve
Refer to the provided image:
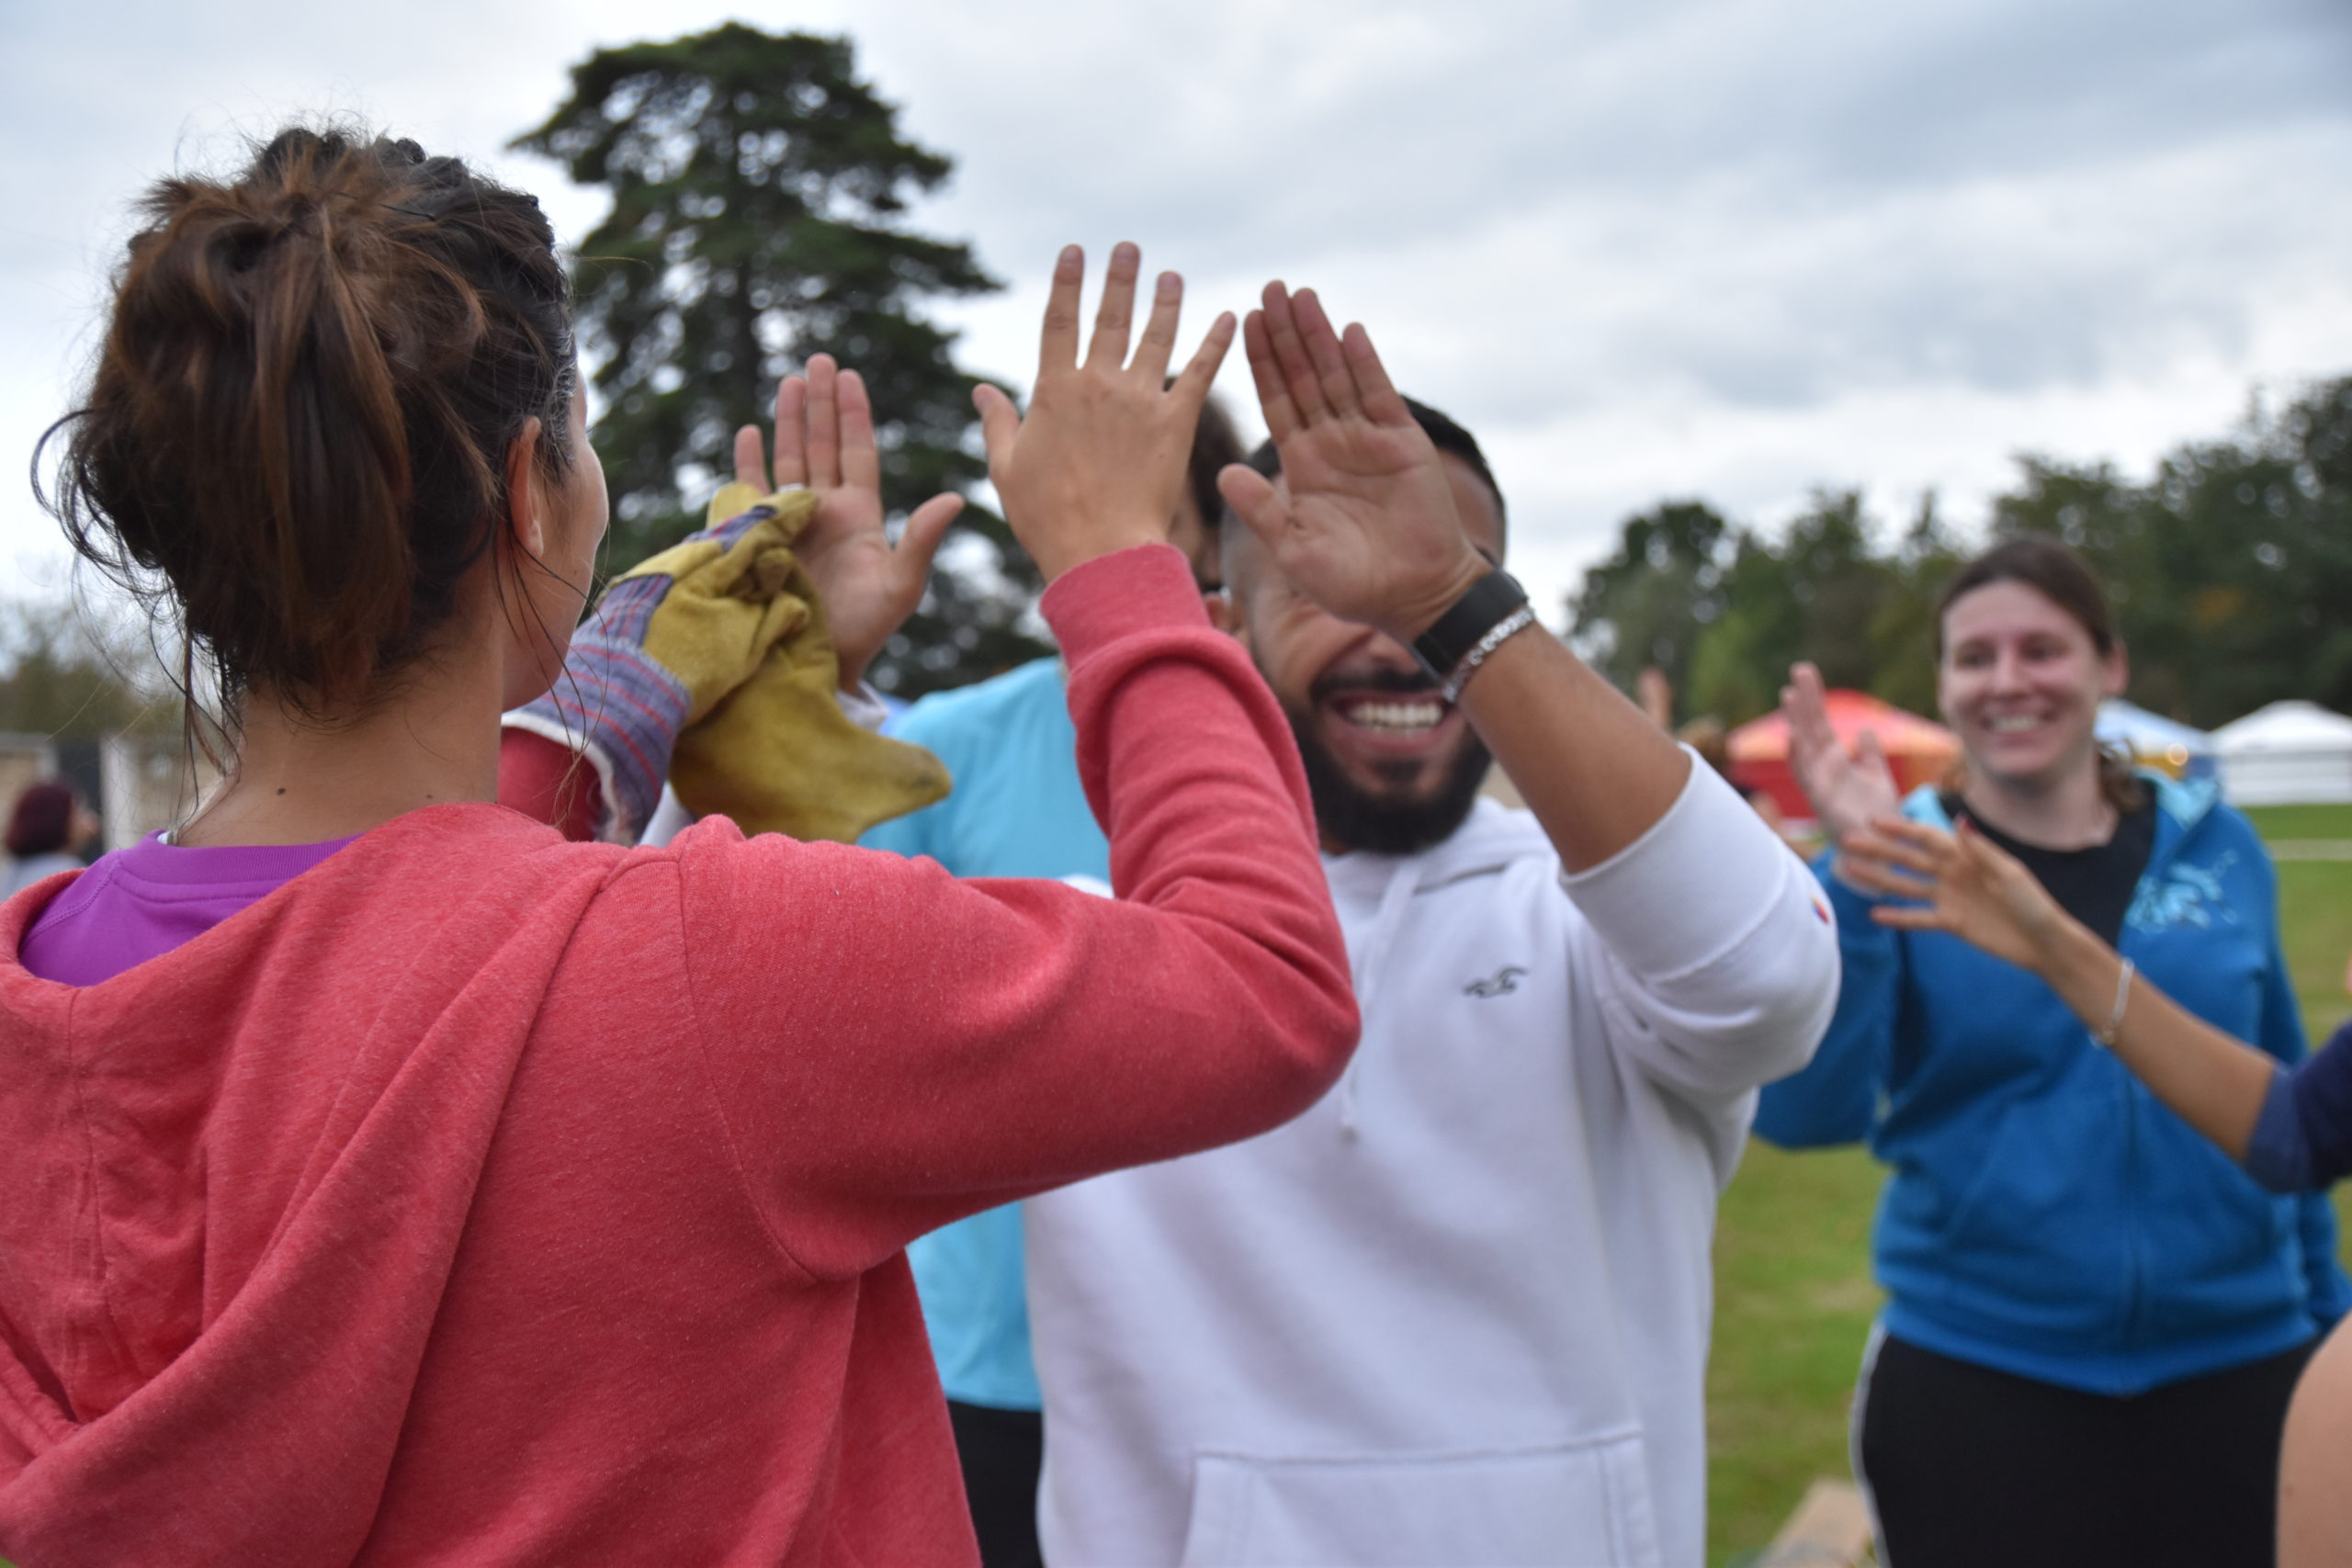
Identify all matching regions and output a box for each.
[1555,750,1840,1104]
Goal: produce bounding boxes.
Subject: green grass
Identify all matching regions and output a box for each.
[1705,800,2352,1564]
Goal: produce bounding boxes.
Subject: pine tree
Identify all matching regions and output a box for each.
[515,24,1049,693]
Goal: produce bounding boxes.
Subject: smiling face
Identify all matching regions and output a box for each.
[1224,454,1506,854]
[1937,578,2126,795]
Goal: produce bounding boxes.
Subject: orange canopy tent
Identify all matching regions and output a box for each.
[1726,690,1960,823]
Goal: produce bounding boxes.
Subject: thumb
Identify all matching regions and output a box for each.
[894,492,965,582]
[972,384,1022,474]
[1216,461,1286,547]
[1856,728,1891,778]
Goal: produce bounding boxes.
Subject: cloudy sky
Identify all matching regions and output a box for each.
[5,0,2348,625]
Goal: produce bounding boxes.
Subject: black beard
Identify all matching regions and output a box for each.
[1284,676,1493,857]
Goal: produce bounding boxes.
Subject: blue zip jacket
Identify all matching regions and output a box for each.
[861,659,1108,1411]
[1756,775,2350,1394]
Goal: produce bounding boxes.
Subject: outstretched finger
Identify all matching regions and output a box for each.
[1217,461,1289,549]
[733,423,768,492]
[1291,288,1360,418]
[771,378,808,490]
[1040,244,1084,372]
[1086,242,1142,371]
[1132,270,1184,382]
[972,383,1023,476]
[1242,310,1301,443]
[1844,826,1939,878]
[837,369,882,496]
[1872,906,1954,933]
[1838,852,1928,902]
[895,491,964,573]
[1341,322,1413,426]
[1168,310,1237,419]
[805,355,842,489]
[1259,281,1331,425]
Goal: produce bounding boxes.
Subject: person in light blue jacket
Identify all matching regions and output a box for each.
[859,395,1241,1568]
[1757,536,2348,1568]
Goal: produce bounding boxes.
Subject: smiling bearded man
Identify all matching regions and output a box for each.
[1021,350,1842,1568]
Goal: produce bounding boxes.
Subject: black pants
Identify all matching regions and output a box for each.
[946,1400,1044,1568]
[1857,1331,2315,1568]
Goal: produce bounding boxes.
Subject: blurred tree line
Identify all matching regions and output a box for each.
[1567,376,2352,732]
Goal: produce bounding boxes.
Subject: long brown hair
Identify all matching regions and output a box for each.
[40,127,579,740]
[1936,536,2143,815]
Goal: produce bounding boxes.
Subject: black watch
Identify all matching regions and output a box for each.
[1411,569,1530,686]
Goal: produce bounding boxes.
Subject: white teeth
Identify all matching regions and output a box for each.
[1341,700,1443,732]
[1986,716,2044,733]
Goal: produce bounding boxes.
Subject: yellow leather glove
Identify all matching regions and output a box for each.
[666,483,950,843]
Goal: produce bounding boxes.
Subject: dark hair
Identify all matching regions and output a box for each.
[1935,535,2141,813]
[6,783,75,859]
[40,126,579,724]
[1186,393,1244,540]
[1234,395,1506,536]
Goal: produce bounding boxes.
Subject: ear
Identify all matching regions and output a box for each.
[503,417,548,559]
[2101,638,2129,700]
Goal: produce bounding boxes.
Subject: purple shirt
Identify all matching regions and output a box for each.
[17,832,354,987]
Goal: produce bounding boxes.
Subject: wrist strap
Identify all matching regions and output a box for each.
[1412,569,1530,688]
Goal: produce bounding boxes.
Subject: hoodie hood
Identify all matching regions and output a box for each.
[0,808,614,1568]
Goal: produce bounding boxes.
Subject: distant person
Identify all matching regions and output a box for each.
[0,126,1357,1564]
[857,393,1244,1568]
[1758,536,2346,1568]
[3,780,99,896]
[1023,284,1840,1568]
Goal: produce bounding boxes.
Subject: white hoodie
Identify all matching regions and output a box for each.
[1025,760,1840,1567]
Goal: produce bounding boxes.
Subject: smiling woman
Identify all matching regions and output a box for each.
[1755,536,2346,1568]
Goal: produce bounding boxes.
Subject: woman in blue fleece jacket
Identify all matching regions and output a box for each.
[1756,537,2348,1568]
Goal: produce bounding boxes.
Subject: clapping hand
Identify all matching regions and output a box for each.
[1781,662,1902,850]
[732,355,964,689]
[1839,816,2069,973]
[973,243,1235,581]
[1216,283,1487,642]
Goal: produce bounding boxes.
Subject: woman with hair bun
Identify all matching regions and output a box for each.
[1757,536,2346,1568]
[0,127,1359,1565]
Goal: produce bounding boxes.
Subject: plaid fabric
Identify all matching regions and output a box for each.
[504,502,776,840]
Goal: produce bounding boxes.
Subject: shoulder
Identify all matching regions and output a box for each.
[890,659,1064,748]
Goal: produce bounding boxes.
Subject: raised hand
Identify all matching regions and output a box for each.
[1216,282,1487,642]
[734,355,963,688]
[973,243,1235,581]
[1781,661,1902,848]
[1839,816,2067,972]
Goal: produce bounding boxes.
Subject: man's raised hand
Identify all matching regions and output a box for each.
[974,243,1235,581]
[1216,283,1487,641]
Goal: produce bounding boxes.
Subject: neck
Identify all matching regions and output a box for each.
[176,638,506,850]
[1959,749,2118,851]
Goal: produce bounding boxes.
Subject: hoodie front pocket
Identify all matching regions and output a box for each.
[1176,1431,1661,1567]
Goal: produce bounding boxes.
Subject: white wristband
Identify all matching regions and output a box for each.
[1440,605,1538,703]
[2093,956,2135,1047]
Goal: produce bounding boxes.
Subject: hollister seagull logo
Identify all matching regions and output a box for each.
[1464,965,1527,998]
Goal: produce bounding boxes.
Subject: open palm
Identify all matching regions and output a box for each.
[1219,284,1484,640]
[734,355,960,689]
[1780,661,1901,844]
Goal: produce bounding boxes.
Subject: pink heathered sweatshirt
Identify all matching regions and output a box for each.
[0,547,1356,1567]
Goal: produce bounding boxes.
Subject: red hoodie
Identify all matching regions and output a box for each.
[0,547,1357,1567]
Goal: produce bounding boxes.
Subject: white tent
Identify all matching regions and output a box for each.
[2213,700,2352,807]
[2097,700,2216,781]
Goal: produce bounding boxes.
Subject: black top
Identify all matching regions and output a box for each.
[1939,787,2157,949]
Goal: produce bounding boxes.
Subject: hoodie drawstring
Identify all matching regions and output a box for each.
[1337,858,1424,1141]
